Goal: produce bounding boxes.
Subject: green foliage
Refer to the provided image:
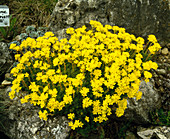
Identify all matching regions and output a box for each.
[150,108,170,126]
[117,120,133,138]
[0,15,17,42]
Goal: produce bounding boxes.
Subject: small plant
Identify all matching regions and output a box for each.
[9,20,161,136]
[8,25,48,58]
[150,108,170,126]
[117,120,133,138]
[0,15,17,42]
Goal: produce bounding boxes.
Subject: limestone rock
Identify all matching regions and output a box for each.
[48,0,169,45]
[5,73,14,81]
[0,42,13,83]
[0,86,71,139]
[137,126,170,139]
[161,48,169,55]
[1,80,12,86]
[14,35,21,42]
[156,69,166,75]
[124,80,161,124]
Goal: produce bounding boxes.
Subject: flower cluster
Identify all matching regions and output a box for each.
[9,20,161,131]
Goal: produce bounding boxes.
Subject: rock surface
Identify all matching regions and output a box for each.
[137,126,170,139]
[125,80,161,124]
[0,42,13,83]
[151,49,170,111]
[1,80,12,86]
[48,0,169,45]
[161,48,169,55]
[0,86,71,139]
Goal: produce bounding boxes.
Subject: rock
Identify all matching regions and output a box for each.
[14,35,21,42]
[1,80,12,86]
[124,80,161,124]
[5,73,14,81]
[0,42,13,83]
[167,43,170,48]
[0,86,71,139]
[161,48,169,55]
[48,0,169,44]
[5,73,11,79]
[156,69,166,75]
[137,126,170,139]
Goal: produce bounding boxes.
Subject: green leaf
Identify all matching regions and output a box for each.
[0,36,4,41]
[9,17,17,32]
[0,27,7,38]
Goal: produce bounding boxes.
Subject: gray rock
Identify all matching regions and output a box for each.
[137,126,170,139]
[14,35,21,42]
[0,42,13,80]
[48,0,169,45]
[5,73,14,81]
[125,80,161,124]
[0,86,71,139]
[9,112,15,120]
[161,48,169,55]
[156,69,166,75]
[30,127,39,134]
[167,43,170,47]
[1,80,12,86]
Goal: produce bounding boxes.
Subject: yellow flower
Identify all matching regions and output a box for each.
[9,43,17,49]
[46,69,55,76]
[68,113,75,120]
[10,67,19,77]
[29,82,39,92]
[49,88,58,98]
[144,71,152,79]
[63,95,73,104]
[53,58,59,66]
[40,62,50,70]
[14,54,21,61]
[80,87,89,97]
[41,75,48,83]
[9,90,15,99]
[85,116,89,122]
[20,95,30,104]
[148,43,161,54]
[68,121,73,127]
[39,110,48,121]
[115,108,124,117]
[93,69,102,78]
[17,73,25,81]
[93,117,98,122]
[44,32,54,38]
[148,35,157,43]
[24,72,29,77]
[82,97,93,108]
[66,27,75,34]
[136,91,143,100]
